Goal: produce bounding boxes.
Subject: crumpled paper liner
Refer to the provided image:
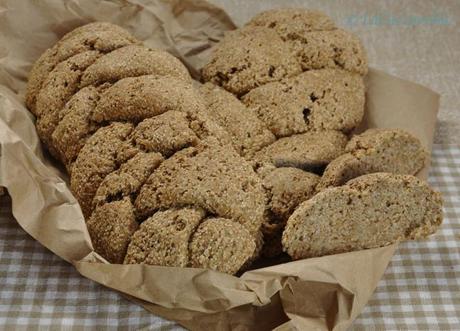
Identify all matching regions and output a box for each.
[0,0,440,330]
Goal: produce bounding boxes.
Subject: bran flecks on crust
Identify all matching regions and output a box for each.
[199,82,276,158]
[26,22,139,113]
[92,152,164,209]
[35,51,101,153]
[70,122,134,217]
[242,69,365,137]
[189,218,256,275]
[72,107,233,225]
[286,29,368,75]
[283,173,443,260]
[262,167,320,222]
[130,111,200,157]
[134,139,266,238]
[202,8,367,97]
[245,9,367,75]
[253,130,348,172]
[202,26,302,96]
[52,86,102,170]
[246,8,336,38]
[124,207,206,267]
[80,45,190,87]
[86,198,138,264]
[92,75,202,123]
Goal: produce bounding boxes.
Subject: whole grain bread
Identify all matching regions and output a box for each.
[253,130,348,172]
[27,21,268,274]
[26,22,139,113]
[27,15,442,274]
[283,173,443,259]
[242,69,365,137]
[261,167,319,257]
[317,128,427,190]
[202,8,367,97]
[199,83,276,158]
[201,26,302,96]
[189,218,256,274]
[124,207,206,267]
[86,198,138,264]
[200,8,370,258]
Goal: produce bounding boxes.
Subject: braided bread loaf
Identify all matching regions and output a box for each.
[201,9,443,259]
[201,8,368,256]
[27,22,266,274]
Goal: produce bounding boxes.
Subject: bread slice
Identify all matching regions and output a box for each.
[283,173,443,259]
[317,128,427,191]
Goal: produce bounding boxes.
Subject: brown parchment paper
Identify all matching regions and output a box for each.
[0,1,440,330]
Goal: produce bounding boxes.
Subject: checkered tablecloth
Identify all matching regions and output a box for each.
[1,145,459,330]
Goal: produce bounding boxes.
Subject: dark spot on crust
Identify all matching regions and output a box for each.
[303,107,311,124]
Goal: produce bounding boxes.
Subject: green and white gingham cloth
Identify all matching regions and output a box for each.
[1,144,459,330]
